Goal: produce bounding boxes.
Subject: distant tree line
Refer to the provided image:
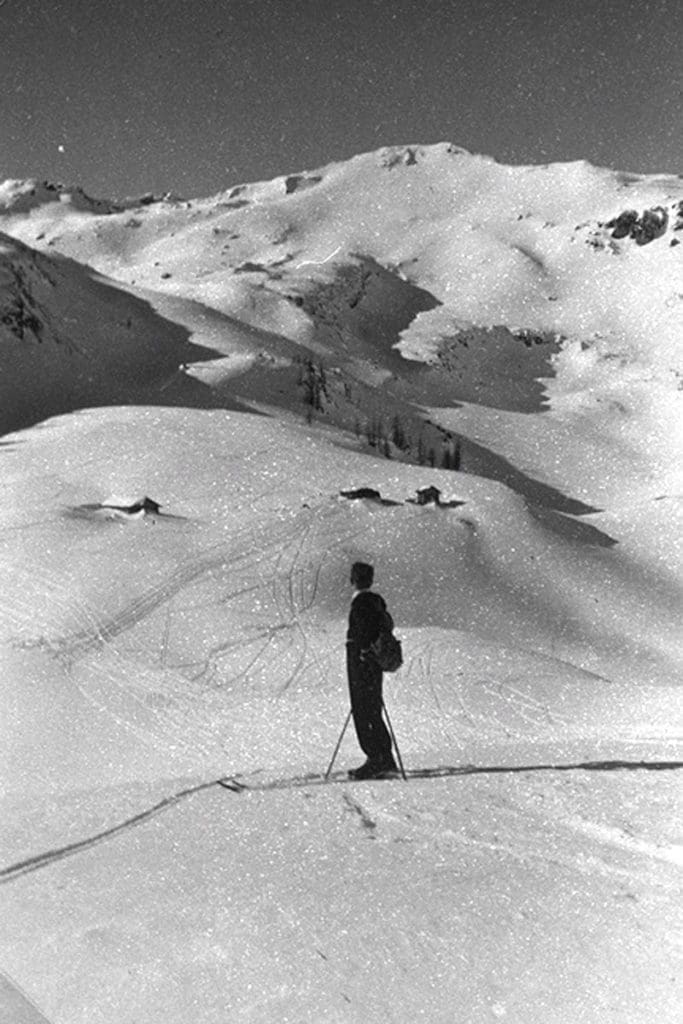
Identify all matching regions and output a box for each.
[296,359,462,471]
[355,412,461,470]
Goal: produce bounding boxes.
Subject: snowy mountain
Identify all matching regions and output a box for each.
[1,145,681,489]
[0,145,681,1023]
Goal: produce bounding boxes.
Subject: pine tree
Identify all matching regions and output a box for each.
[366,414,385,449]
[318,363,329,404]
[391,414,406,450]
[300,359,328,414]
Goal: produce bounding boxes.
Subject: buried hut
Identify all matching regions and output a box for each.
[408,486,465,509]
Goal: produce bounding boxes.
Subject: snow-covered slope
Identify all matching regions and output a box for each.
[2,144,681,499]
[1,146,681,1024]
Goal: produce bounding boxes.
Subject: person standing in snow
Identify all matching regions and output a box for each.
[345,561,398,779]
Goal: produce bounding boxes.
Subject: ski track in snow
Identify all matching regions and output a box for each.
[4,501,361,762]
[562,815,683,868]
[1,760,681,886]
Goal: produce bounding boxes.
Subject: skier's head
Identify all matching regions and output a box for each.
[350,561,374,590]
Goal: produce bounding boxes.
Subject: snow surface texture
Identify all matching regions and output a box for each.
[1,145,682,1023]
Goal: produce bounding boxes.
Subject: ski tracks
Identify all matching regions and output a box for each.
[0,778,220,885]
[562,814,683,868]
[13,504,319,665]
[1,760,681,886]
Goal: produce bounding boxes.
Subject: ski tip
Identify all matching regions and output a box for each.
[217,777,247,792]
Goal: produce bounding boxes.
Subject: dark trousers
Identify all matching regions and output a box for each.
[346,644,393,763]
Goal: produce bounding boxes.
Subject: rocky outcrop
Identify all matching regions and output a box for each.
[606,205,669,245]
[0,179,120,216]
[0,283,44,341]
[285,174,322,195]
[0,240,52,343]
[286,255,441,355]
[674,200,683,232]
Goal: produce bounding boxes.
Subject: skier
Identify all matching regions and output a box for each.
[346,561,398,779]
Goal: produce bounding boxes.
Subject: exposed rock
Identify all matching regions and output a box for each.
[293,255,441,353]
[607,206,669,245]
[633,207,669,245]
[0,256,46,342]
[285,175,322,195]
[381,147,419,170]
[608,210,639,239]
[0,179,120,216]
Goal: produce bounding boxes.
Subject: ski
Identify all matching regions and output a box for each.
[218,770,349,793]
[217,765,474,794]
[217,758,682,795]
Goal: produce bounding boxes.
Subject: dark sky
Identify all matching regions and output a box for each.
[1,0,681,199]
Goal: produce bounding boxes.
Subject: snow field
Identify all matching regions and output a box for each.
[1,145,682,1022]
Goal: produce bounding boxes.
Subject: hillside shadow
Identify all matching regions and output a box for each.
[398,324,561,414]
[0,252,265,436]
[292,254,441,370]
[456,433,602,516]
[325,412,603,520]
[407,421,601,516]
[526,504,617,547]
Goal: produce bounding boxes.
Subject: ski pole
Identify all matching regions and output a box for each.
[325,709,352,780]
[382,699,407,780]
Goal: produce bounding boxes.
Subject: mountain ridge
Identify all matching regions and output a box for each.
[1,144,680,503]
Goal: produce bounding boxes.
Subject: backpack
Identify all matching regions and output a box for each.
[369,610,403,673]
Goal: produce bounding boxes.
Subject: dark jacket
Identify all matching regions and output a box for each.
[346,590,391,652]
